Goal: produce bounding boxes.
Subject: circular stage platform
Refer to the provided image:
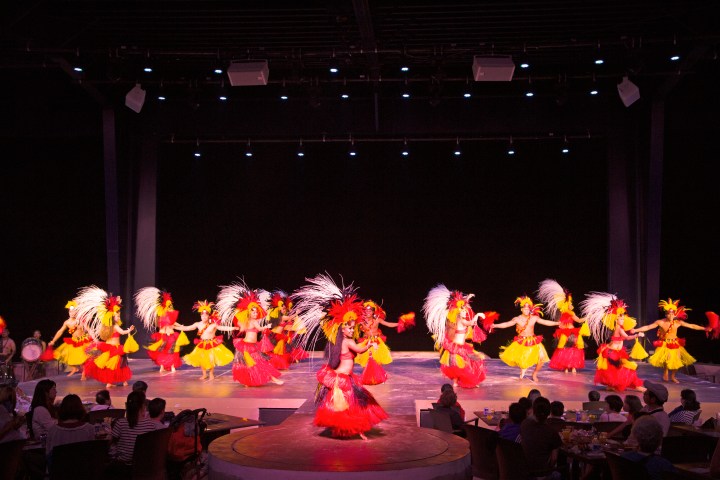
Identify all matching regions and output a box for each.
[208,415,470,480]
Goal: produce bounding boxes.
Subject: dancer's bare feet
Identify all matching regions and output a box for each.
[635,386,647,392]
[520,369,526,380]
[106,383,113,388]
[360,433,368,441]
[452,380,458,388]
[532,372,539,382]
[67,367,78,377]
[571,368,577,374]
[271,377,284,385]
[159,366,166,373]
[199,375,207,380]
[171,366,176,373]
[671,375,679,384]
[80,374,86,381]
[122,382,128,386]
[208,372,215,381]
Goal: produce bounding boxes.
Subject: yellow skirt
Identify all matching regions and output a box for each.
[183,343,234,370]
[355,337,392,367]
[53,341,89,366]
[648,341,696,370]
[499,336,549,369]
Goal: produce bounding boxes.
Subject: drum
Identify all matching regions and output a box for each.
[21,338,43,362]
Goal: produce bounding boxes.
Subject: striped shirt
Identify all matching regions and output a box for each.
[111,418,162,463]
[669,408,699,425]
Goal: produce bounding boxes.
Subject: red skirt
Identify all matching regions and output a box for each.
[231,340,282,387]
[594,345,642,392]
[549,347,585,370]
[361,357,388,385]
[314,365,388,438]
[440,340,486,388]
[84,343,132,384]
[147,332,183,368]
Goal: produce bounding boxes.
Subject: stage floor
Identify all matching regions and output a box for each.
[18,352,720,424]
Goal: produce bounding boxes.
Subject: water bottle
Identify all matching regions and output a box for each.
[483,407,489,416]
[576,411,582,422]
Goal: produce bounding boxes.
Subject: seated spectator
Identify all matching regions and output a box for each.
[0,384,25,444]
[527,389,542,404]
[610,394,643,439]
[499,402,526,442]
[640,380,670,436]
[110,391,158,465]
[46,394,95,454]
[90,390,113,411]
[668,389,701,425]
[434,389,465,432]
[548,401,565,424]
[132,381,148,394]
[598,395,626,422]
[28,379,57,440]
[438,384,465,419]
[520,396,562,476]
[518,396,533,417]
[147,398,168,428]
[588,390,601,402]
[621,416,676,480]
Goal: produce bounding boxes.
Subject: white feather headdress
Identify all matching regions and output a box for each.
[537,279,568,320]
[423,284,452,350]
[134,286,162,331]
[216,279,270,331]
[579,291,615,345]
[74,285,116,339]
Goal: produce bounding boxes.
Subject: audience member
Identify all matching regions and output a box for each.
[527,388,542,404]
[0,384,25,443]
[438,383,465,419]
[132,381,148,394]
[548,401,565,423]
[520,396,562,476]
[45,394,95,454]
[610,394,644,439]
[499,402,526,442]
[110,391,157,465]
[621,416,676,480]
[28,379,57,440]
[90,389,113,411]
[434,389,465,433]
[640,380,670,436]
[518,396,533,417]
[598,395,626,422]
[588,390,601,402]
[668,389,701,425]
[148,398,168,428]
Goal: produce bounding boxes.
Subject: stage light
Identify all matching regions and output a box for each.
[401,66,409,72]
[279,80,289,100]
[507,137,515,156]
[590,89,598,95]
[125,84,146,113]
[213,68,223,74]
[525,91,534,97]
[297,141,305,158]
[280,94,289,100]
[193,140,202,158]
[218,80,228,101]
[594,59,604,65]
[670,54,680,61]
[73,66,83,73]
[463,92,472,98]
[520,63,530,69]
[453,138,462,156]
[562,136,570,154]
[157,95,166,101]
[348,139,357,157]
[143,67,153,73]
[341,93,349,99]
[245,141,253,158]
[669,35,681,62]
[401,139,410,157]
[402,92,410,98]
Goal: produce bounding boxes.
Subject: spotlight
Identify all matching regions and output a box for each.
[125,84,146,113]
[525,91,534,97]
[279,80,289,101]
[507,137,515,156]
[341,93,349,99]
[401,65,409,72]
[462,78,473,98]
[348,139,357,157]
[520,62,530,69]
[193,140,202,158]
[453,138,462,156]
[562,136,570,154]
[157,95,166,101]
[297,141,305,158]
[402,78,411,98]
[73,66,84,73]
[156,81,167,101]
[143,67,153,73]
[594,59,604,65]
[213,68,223,74]
[590,89,598,95]
[670,54,680,62]
[280,94,289,100]
[218,80,228,101]
[245,141,253,158]
[401,139,410,157]
[669,35,681,62]
[402,92,411,99]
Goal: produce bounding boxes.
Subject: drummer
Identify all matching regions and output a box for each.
[32,331,47,352]
[0,329,16,365]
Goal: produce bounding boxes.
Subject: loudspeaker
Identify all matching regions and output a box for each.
[125,84,146,113]
[227,60,269,86]
[472,56,515,81]
[617,76,640,107]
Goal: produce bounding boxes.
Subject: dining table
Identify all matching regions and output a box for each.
[202,412,266,447]
[674,461,713,479]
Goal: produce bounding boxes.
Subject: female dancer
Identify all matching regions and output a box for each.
[354,301,407,385]
[424,285,489,388]
[76,286,136,388]
[494,296,559,382]
[216,281,283,387]
[174,301,236,380]
[292,273,387,439]
[537,279,590,373]
[266,290,295,370]
[135,287,189,373]
[631,299,710,383]
[582,292,646,392]
[48,300,92,379]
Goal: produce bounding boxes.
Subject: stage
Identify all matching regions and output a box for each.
[17,352,720,479]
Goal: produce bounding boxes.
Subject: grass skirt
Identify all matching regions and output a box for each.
[549,346,585,370]
[355,336,392,367]
[183,338,234,370]
[439,340,486,388]
[146,332,184,368]
[53,335,92,366]
[594,345,643,392]
[231,340,282,386]
[647,339,696,370]
[499,336,548,369]
[84,343,131,384]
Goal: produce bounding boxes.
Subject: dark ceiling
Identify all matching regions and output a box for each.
[2,0,719,106]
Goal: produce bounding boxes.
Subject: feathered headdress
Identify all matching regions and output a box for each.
[74,286,122,338]
[706,312,720,339]
[0,316,5,334]
[291,273,360,348]
[65,300,78,310]
[514,295,543,316]
[424,285,472,349]
[216,279,269,330]
[659,298,690,320]
[269,290,290,318]
[537,279,573,319]
[193,300,214,314]
[580,292,636,344]
[134,287,175,330]
[363,300,387,321]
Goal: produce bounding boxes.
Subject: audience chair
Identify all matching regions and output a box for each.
[88,408,126,424]
[50,440,109,480]
[660,434,717,463]
[605,451,650,480]
[130,427,172,480]
[592,421,624,433]
[429,409,454,433]
[463,424,499,480]
[0,439,25,480]
[495,437,533,480]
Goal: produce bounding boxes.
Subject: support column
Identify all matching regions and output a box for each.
[103,108,121,297]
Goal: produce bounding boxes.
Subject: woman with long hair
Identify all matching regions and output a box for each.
[28,379,57,440]
[45,394,95,454]
[110,391,158,465]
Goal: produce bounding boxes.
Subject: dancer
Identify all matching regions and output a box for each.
[134,287,189,373]
[582,292,646,392]
[537,279,590,373]
[266,290,295,370]
[174,301,235,380]
[493,296,559,382]
[355,300,415,385]
[216,281,283,387]
[292,273,387,439]
[76,286,137,388]
[424,285,490,388]
[631,299,710,383]
[48,300,92,379]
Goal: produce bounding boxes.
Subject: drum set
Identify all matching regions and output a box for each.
[21,337,46,381]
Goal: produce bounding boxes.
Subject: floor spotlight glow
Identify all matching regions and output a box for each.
[157,95,166,101]
[219,95,228,101]
[214,68,223,74]
[525,92,534,97]
[329,67,339,73]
